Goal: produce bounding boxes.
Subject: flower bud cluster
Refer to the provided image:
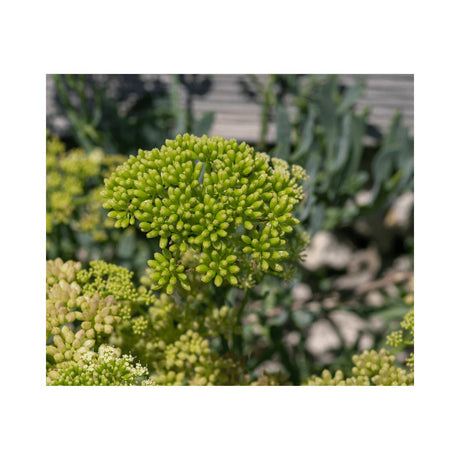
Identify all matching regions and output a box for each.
[47,345,148,386]
[131,316,149,336]
[46,132,125,240]
[386,308,414,349]
[115,290,240,375]
[352,349,395,379]
[306,348,414,386]
[144,330,247,386]
[370,362,413,386]
[76,186,113,242]
[102,134,308,293]
[76,260,139,302]
[305,307,415,386]
[46,258,81,288]
[46,259,82,342]
[46,257,252,385]
[351,348,413,385]
[46,131,66,163]
[386,330,403,348]
[146,293,200,341]
[406,352,414,369]
[46,259,122,368]
[47,289,121,365]
[46,133,98,232]
[203,305,239,340]
[306,369,354,386]
[401,309,414,341]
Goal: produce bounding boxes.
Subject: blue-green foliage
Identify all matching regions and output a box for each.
[249,74,414,233]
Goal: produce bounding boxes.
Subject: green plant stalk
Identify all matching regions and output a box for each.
[77,75,89,122]
[233,289,250,356]
[269,324,300,384]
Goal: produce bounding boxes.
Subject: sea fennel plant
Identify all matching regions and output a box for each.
[47,134,309,385]
[101,133,309,294]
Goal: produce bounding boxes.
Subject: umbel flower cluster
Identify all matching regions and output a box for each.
[46,131,125,247]
[46,258,249,385]
[47,134,311,386]
[47,132,413,386]
[47,254,414,386]
[102,133,309,294]
[47,345,148,386]
[46,259,126,381]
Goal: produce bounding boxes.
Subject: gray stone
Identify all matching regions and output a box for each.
[301,231,353,271]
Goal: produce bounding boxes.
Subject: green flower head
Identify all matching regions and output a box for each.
[102,134,308,294]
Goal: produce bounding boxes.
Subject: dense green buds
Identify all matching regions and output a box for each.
[46,257,253,385]
[46,127,413,386]
[76,260,140,302]
[143,330,248,386]
[102,134,308,293]
[46,259,122,365]
[46,131,127,246]
[305,348,413,386]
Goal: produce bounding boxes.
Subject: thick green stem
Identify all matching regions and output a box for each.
[233,289,250,356]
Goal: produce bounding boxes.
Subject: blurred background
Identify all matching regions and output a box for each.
[46,74,414,384]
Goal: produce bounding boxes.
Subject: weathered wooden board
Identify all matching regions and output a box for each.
[47,74,413,145]
[190,74,413,144]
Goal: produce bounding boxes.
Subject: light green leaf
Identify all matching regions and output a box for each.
[274,105,291,160]
[193,111,215,136]
[338,78,365,114]
[291,106,316,162]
